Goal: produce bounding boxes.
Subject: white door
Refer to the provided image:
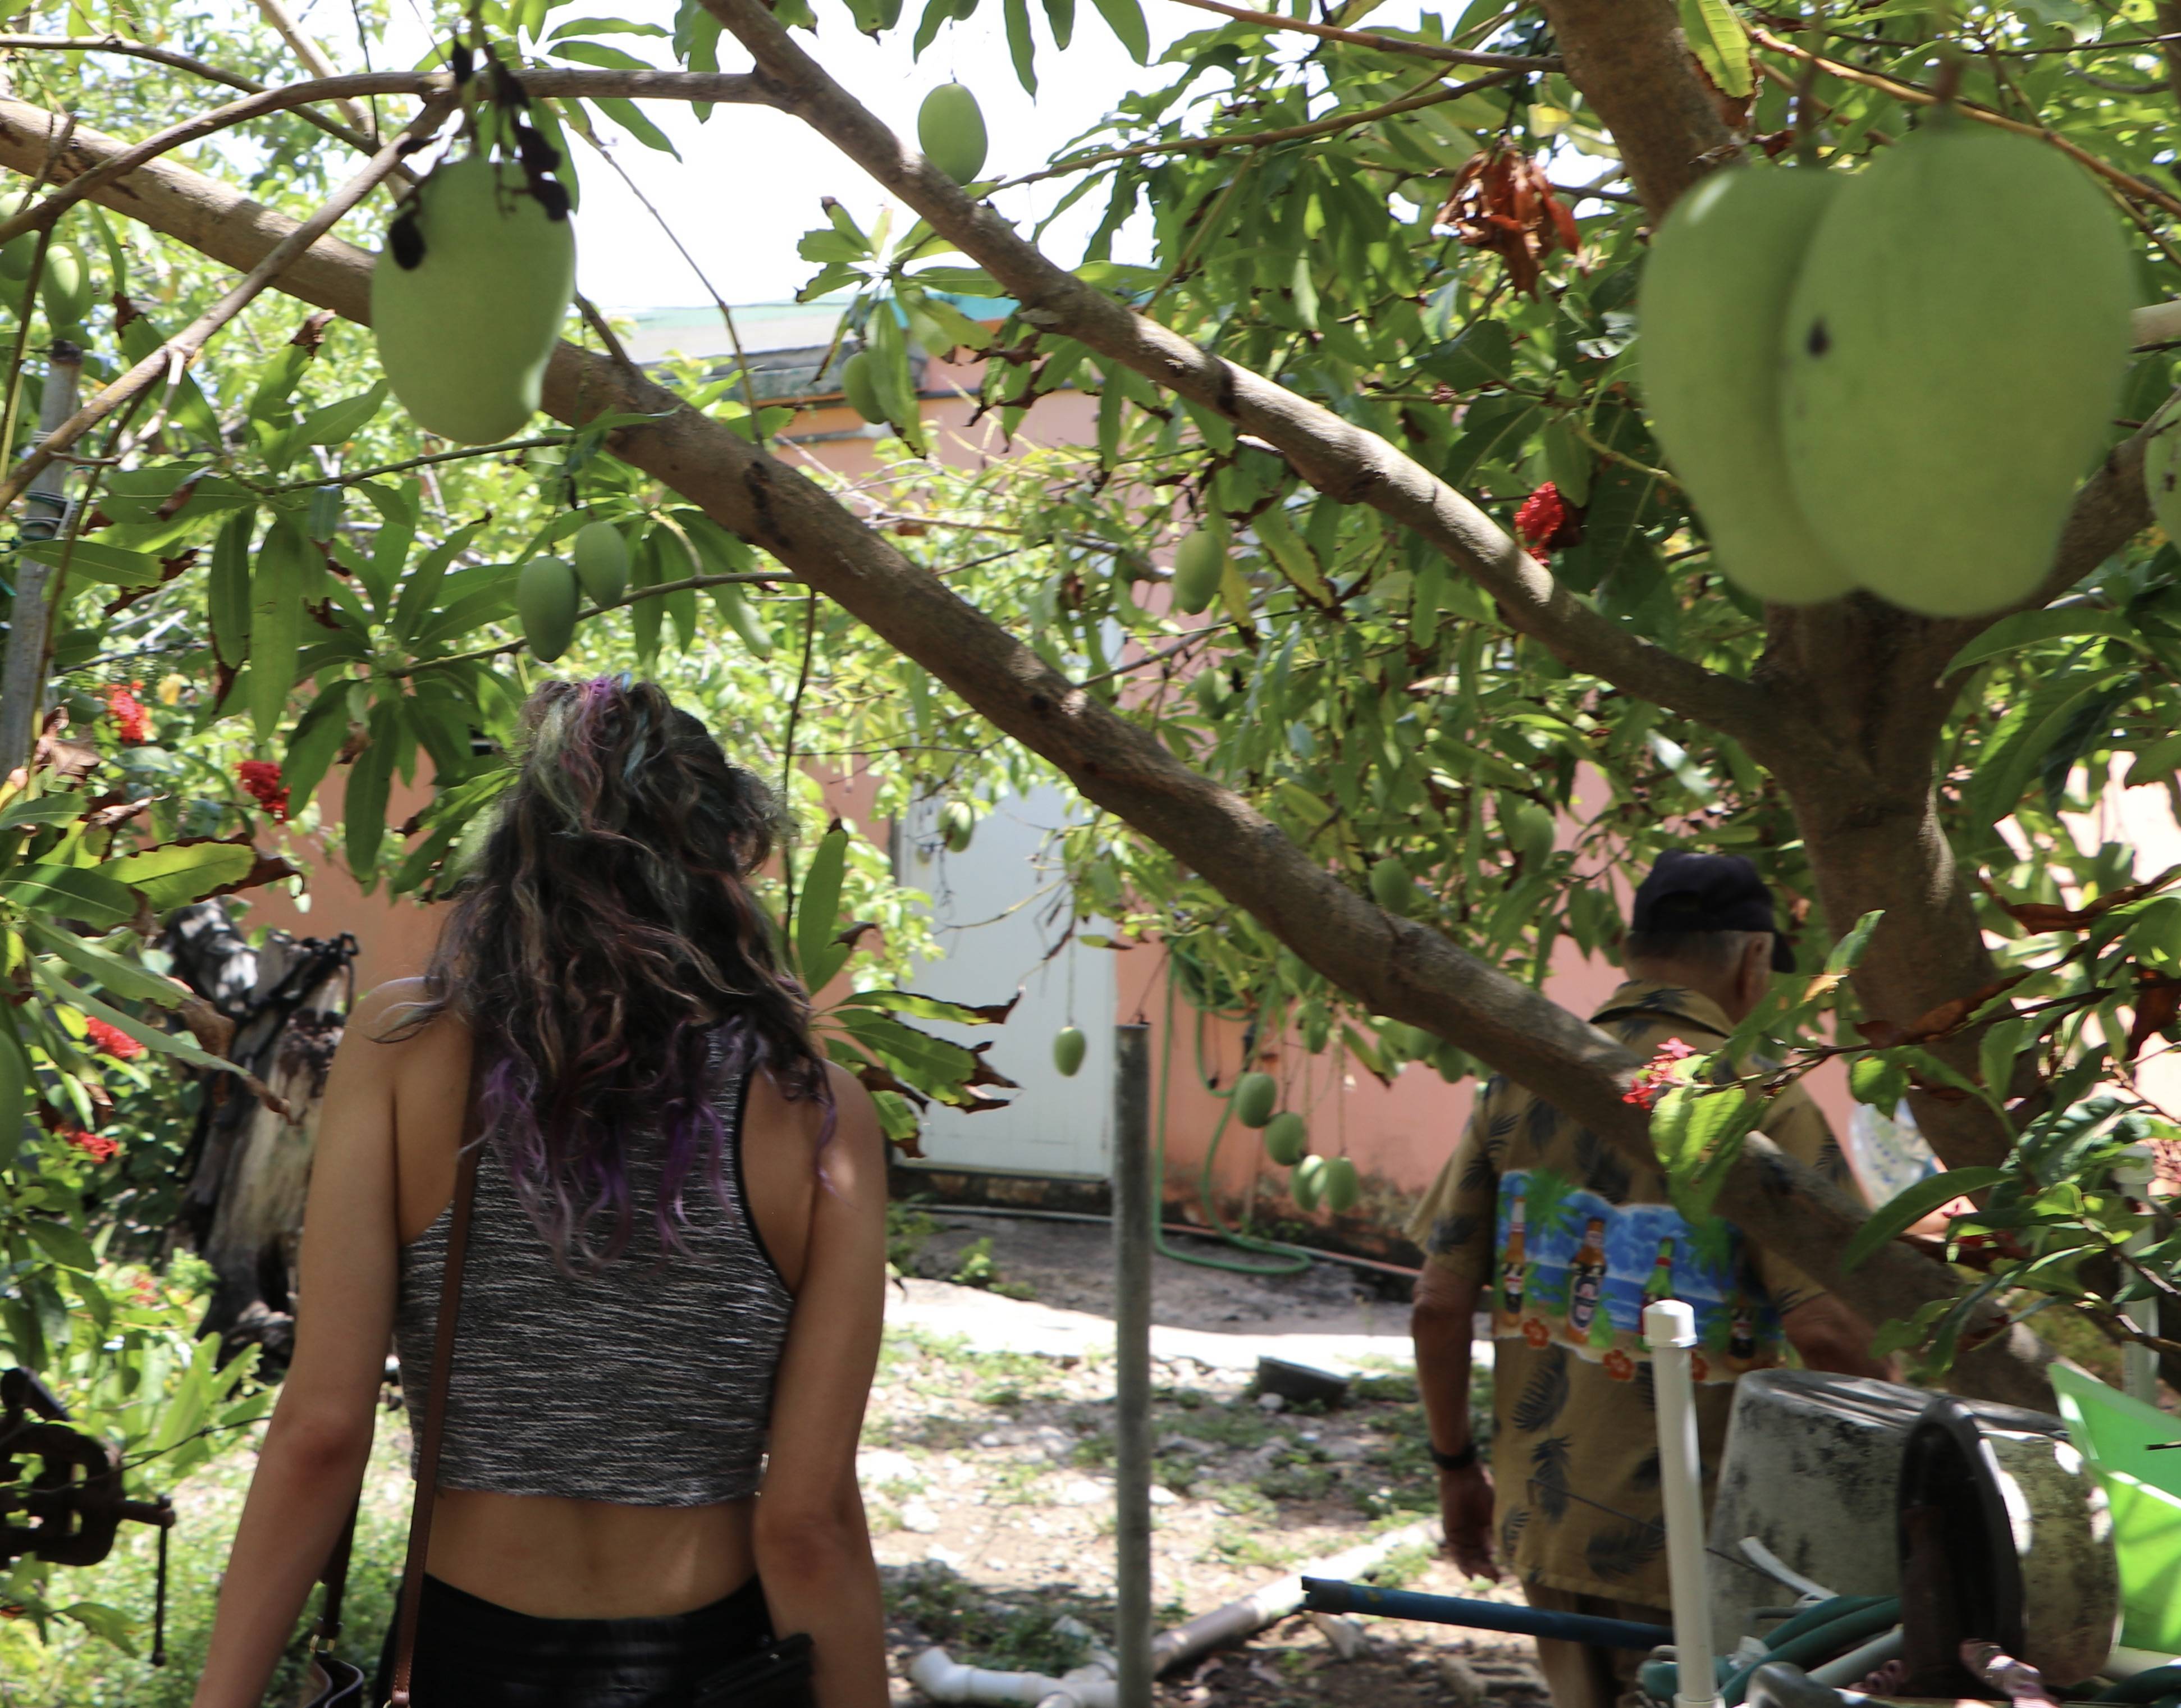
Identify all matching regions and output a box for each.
[893,786,1115,1179]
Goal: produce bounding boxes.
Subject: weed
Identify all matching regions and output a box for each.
[1366,1541,1437,1589]
[883,1564,1095,1676]
[1162,1405,1274,1453]
[889,1199,940,1275]
[1206,1524,1299,1570]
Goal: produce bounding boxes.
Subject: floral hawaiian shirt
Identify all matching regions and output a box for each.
[1406,980,1858,1606]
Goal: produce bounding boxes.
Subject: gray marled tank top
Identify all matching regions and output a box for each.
[393,1066,794,1506]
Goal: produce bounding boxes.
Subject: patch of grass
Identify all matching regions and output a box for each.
[883,1565,1095,1676]
[984,1460,1051,1507]
[1164,1404,1275,1452]
[1354,1372,1419,1402]
[1206,1524,1301,1571]
[1257,1455,1338,1503]
[1069,1431,1115,1469]
[1365,1541,1437,1588]
[1202,1481,1276,1522]
[889,1198,940,1275]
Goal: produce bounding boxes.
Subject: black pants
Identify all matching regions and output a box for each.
[372,1572,775,1707]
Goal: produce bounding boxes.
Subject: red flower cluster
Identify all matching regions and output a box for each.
[1514,483,1570,562]
[84,1017,144,1059]
[237,759,289,821]
[1621,1037,1698,1109]
[104,680,149,744]
[64,1129,119,1163]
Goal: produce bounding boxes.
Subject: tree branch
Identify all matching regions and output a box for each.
[1162,0,1562,70]
[0,67,774,249]
[699,0,1776,747]
[3,96,2052,1408]
[1532,0,1734,217]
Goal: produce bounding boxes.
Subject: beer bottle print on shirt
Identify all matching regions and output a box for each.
[1497,1196,1529,1331]
[1642,1236,1676,1304]
[1562,1216,1608,1346]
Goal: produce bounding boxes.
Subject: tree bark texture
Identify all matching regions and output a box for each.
[0,99,2060,1405]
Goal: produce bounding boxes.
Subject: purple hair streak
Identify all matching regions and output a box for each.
[391,677,835,1271]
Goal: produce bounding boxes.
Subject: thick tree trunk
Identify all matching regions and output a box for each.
[0,101,2063,1407]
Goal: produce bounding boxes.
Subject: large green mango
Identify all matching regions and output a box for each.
[516,556,580,663]
[372,154,576,445]
[1780,121,2134,617]
[918,83,987,185]
[1638,165,1854,605]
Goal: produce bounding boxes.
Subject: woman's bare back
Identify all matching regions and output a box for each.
[379,980,824,1618]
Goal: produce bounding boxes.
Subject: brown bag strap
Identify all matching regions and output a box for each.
[387,1053,486,1708]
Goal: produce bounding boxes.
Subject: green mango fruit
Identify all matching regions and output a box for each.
[1369,855,1413,916]
[2146,402,2181,543]
[1781,120,2135,617]
[1053,1025,1087,1077]
[373,153,577,445]
[1192,669,1229,716]
[939,800,975,852]
[571,520,629,606]
[1322,1156,1360,1213]
[1263,1111,1308,1167]
[1292,1153,1328,1212]
[1233,1070,1277,1129]
[516,555,580,663]
[841,350,886,424]
[1300,1007,1331,1054]
[1511,801,1556,869]
[0,235,35,285]
[918,83,988,185]
[1170,528,1226,615]
[39,243,92,327]
[1382,1021,1436,1064]
[1639,165,1855,605]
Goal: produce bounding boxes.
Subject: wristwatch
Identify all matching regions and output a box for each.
[1430,1440,1480,1472]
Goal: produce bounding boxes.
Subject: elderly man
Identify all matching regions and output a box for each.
[1408,851,1883,1708]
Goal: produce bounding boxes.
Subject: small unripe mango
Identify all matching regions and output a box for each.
[939,800,975,853]
[1053,1025,1086,1077]
[841,350,885,424]
[516,555,580,663]
[1263,1111,1307,1167]
[1292,1153,1328,1212]
[1170,529,1226,615]
[1369,856,1413,916]
[1233,1070,1277,1129]
[571,520,629,606]
[1322,1156,1360,1213]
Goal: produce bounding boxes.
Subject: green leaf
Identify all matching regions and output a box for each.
[249,519,310,744]
[1942,606,2140,676]
[345,702,401,880]
[1825,910,1885,974]
[795,823,852,992]
[1978,1015,2032,1103]
[1087,0,1147,61]
[25,920,187,1007]
[98,841,257,911]
[1,865,139,928]
[1649,1080,1761,1222]
[25,539,161,588]
[1841,1167,2008,1272]
[393,521,487,641]
[1677,0,1752,97]
[38,972,230,1071]
[0,1014,26,1171]
[1003,0,1037,92]
[208,509,255,668]
[1849,1051,1909,1109]
[26,1218,95,1271]
[300,381,387,446]
[1043,0,1074,49]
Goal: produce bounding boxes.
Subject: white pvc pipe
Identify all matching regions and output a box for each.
[1646,1300,1720,1708]
[907,1518,1442,1708]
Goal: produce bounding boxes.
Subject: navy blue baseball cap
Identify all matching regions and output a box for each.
[1630,851,1795,971]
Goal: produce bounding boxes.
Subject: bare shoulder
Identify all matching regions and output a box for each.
[345,979,458,1049]
[747,1058,883,1165]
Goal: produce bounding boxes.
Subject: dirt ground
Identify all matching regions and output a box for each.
[872,1211,1549,1708]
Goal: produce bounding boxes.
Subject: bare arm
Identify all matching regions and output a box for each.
[1411,1261,1494,1578]
[1782,1293,1892,1380]
[754,1064,890,1708]
[192,987,410,1708]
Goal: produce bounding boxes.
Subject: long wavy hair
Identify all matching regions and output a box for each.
[394,676,833,1271]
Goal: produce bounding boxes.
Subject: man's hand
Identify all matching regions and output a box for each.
[1438,1460,1497,1579]
[1782,1294,1894,1381]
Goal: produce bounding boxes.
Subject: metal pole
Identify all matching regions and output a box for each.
[1644,1300,1720,1708]
[0,339,83,780]
[1112,1022,1153,1708]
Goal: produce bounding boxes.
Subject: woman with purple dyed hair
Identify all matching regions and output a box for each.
[194,678,889,1708]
